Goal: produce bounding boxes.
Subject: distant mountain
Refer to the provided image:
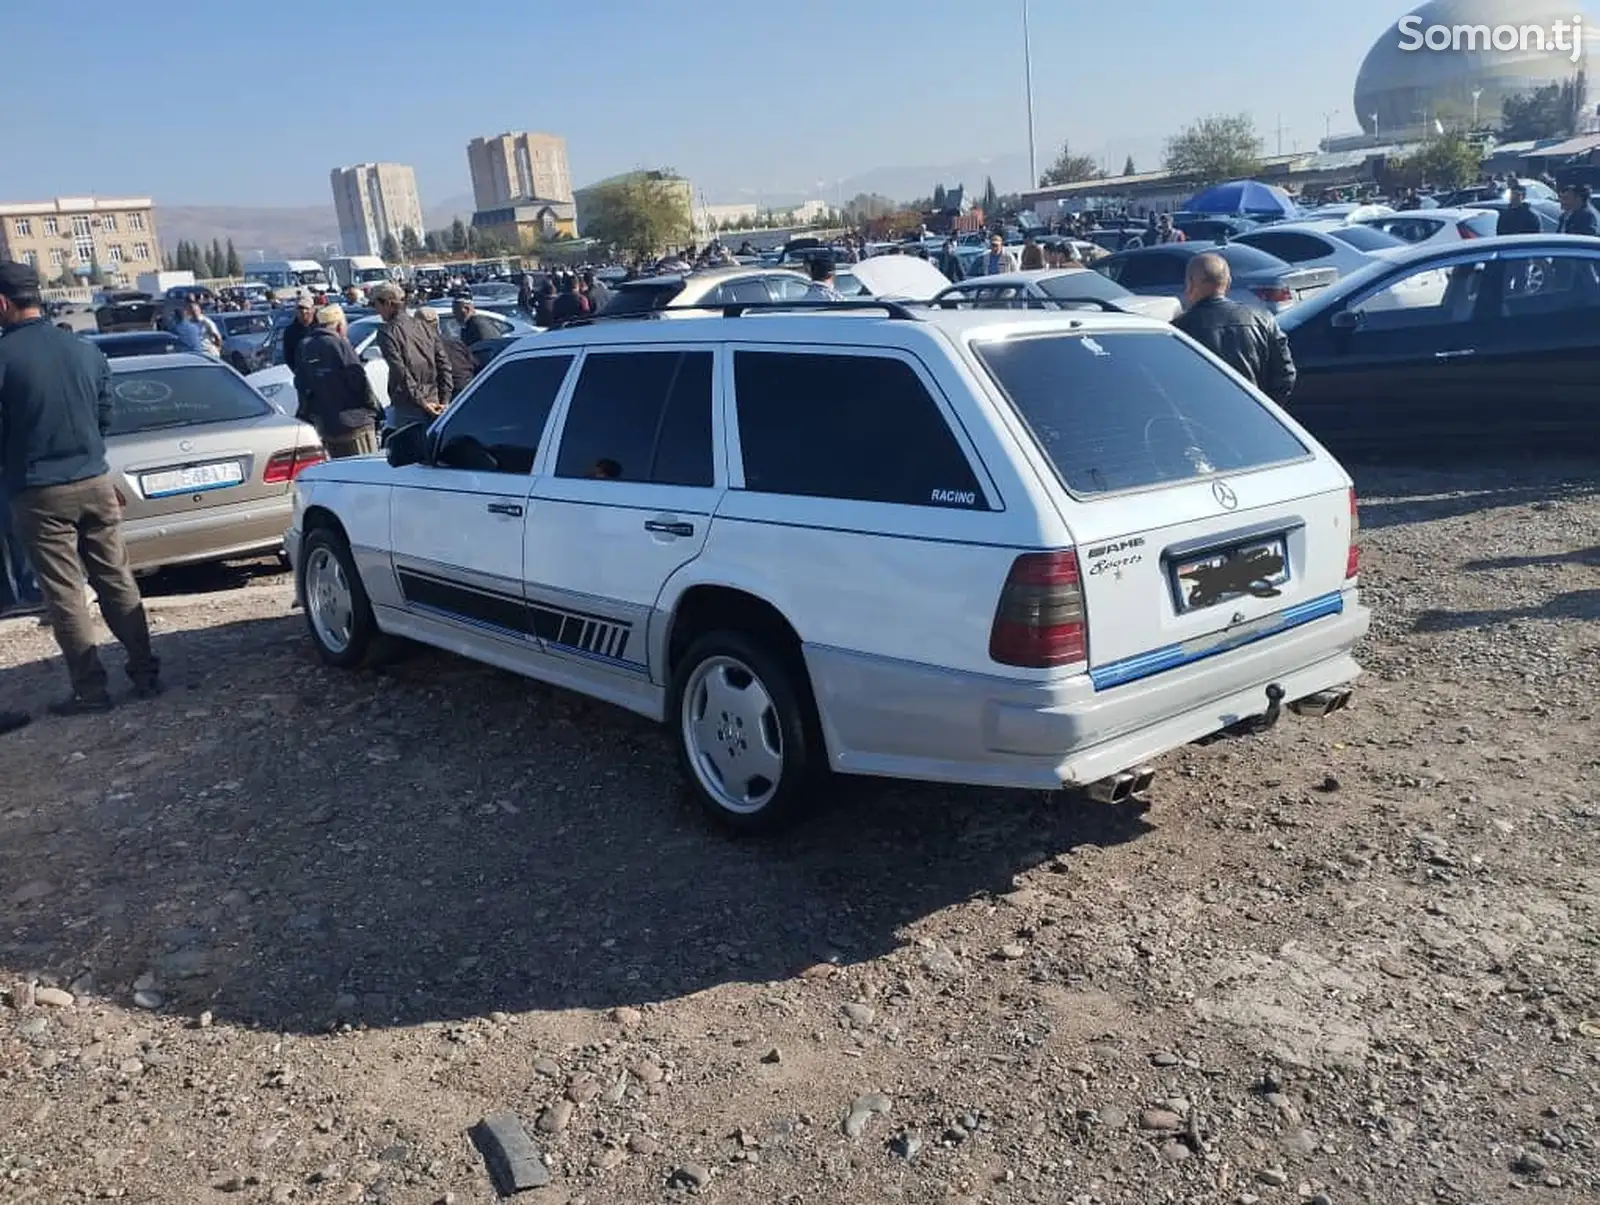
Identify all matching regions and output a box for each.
[157,204,341,260]
[425,193,476,229]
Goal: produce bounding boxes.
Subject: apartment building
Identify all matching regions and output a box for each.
[467,132,573,210]
[0,196,161,286]
[330,163,425,257]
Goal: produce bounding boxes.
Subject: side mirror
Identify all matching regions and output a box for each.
[1330,308,1361,331]
[386,422,431,468]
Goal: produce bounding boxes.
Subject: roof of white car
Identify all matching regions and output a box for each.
[946,268,1096,287]
[505,306,1172,355]
[107,352,225,372]
[1355,207,1492,223]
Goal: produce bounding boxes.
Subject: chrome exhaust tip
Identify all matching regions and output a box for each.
[1087,771,1137,804]
[1130,766,1156,796]
[1288,688,1354,719]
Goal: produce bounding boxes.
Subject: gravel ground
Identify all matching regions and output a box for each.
[1,458,1596,1205]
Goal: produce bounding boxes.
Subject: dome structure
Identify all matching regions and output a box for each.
[1354,0,1593,135]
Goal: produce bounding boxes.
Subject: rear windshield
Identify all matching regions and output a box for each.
[219,313,273,335]
[972,331,1309,496]
[106,366,272,437]
[601,281,685,316]
[1215,244,1290,274]
[1038,271,1129,302]
[1325,224,1405,251]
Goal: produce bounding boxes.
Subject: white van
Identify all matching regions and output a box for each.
[245,260,331,302]
[327,256,392,291]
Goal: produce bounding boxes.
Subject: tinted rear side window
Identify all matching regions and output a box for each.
[107,366,272,436]
[555,351,713,486]
[973,333,1308,496]
[733,351,985,508]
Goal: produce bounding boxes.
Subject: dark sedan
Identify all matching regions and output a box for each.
[1277,235,1600,452]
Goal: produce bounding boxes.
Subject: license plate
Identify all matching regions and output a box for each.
[140,461,245,499]
[1172,536,1289,612]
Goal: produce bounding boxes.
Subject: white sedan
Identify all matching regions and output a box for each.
[931,268,1182,321]
[1354,207,1499,248]
[248,304,535,414]
[1229,220,1415,280]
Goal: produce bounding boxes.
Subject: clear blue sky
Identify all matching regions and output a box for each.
[2,0,1507,208]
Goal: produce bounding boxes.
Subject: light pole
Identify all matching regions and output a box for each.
[1022,0,1038,190]
[1471,88,1483,127]
[1322,109,1338,144]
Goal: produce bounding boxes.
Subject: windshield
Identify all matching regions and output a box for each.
[1215,244,1291,274]
[246,270,290,288]
[106,366,272,437]
[294,271,330,288]
[346,317,382,349]
[89,333,183,358]
[603,281,685,316]
[1038,271,1131,302]
[972,331,1307,496]
[220,313,273,335]
[1325,225,1406,251]
[354,269,389,284]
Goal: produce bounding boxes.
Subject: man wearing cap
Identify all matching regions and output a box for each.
[369,281,453,429]
[282,291,317,372]
[451,289,500,347]
[0,262,161,717]
[293,305,383,458]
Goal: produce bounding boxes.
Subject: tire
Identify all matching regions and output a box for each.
[229,353,249,373]
[299,527,383,669]
[668,629,823,834]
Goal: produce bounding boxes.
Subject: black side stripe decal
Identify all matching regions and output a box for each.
[396,568,633,663]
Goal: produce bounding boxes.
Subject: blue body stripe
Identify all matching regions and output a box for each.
[1089,591,1345,692]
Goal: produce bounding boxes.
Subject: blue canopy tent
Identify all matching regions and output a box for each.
[1183,180,1298,219]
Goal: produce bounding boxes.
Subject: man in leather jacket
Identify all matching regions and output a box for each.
[1172,252,1296,403]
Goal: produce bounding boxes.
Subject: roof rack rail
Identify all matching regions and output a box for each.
[552,298,922,329]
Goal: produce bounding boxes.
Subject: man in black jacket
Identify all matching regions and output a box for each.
[1173,252,1296,404]
[1557,183,1600,236]
[293,305,382,457]
[1496,184,1542,235]
[0,262,160,714]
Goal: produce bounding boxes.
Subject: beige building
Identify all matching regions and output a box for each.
[467,132,573,210]
[0,196,161,286]
[471,200,579,251]
[331,163,425,257]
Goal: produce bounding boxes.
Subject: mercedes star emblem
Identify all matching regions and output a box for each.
[1212,481,1238,510]
[179,439,195,453]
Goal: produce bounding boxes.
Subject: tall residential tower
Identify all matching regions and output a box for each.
[330,163,425,257]
[467,132,573,209]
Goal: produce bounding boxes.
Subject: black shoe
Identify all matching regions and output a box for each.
[48,694,114,717]
[0,710,30,734]
[130,678,164,700]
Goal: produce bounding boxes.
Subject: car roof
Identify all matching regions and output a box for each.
[496,306,1172,357]
[1234,222,1344,236]
[87,330,181,342]
[1356,207,1491,222]
[107,352,226,372]
[946,268,1094,287]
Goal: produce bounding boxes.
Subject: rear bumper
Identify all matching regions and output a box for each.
[805,590,1370,791]
[123,497,293,573]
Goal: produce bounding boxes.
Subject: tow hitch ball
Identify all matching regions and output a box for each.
[1241,683,1285,735]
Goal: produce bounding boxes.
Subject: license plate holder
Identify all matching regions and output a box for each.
[1170,534,1290,613]
[140,460,245,499]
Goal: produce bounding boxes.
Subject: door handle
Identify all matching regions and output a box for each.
[486,502,523,517]
[1434,349,1476,360]
[644,519,694,537]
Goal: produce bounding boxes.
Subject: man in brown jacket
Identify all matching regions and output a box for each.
[369,282,452,429]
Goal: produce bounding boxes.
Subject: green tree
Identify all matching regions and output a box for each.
[211,238,226,278]
[448,217,469,253]
[465,223,480,253]
[1391,132,1482,190]
[381,231,402,263]
[981,176,998,214]
[1164,113,1263,183]
[224,239,242,277]
[1500,72,1588,139]
[580,172,694,259]
[400,226,423,260]
[1038,141,1101,188]
[423,230,443,255]
[1123,154,1137,176]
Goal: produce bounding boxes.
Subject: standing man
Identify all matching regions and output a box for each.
[369,282,452,429]
[1173,252,1296,404]
[548,274,591,325]
[1496,183,1542,235]
[1556,183,1600,236]
[583,270,612,316]
[804,254,843,300]
[450,289,500,346]
[293,304,382,458]
[1019,233,1045,269]
[281,290,317,371]
[974,232,1019,277]
[0,262,160,714]
[174,299,222,358]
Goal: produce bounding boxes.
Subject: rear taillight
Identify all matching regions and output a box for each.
[263,446,327,484]
[1253,285,1293,304]
[1346,487,1360,579]
[989,550,1087,668]
[1456,221,1478,240]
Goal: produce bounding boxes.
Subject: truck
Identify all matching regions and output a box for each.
[135,270,196,296]
[326,255,393,292]
[243,259,332,303]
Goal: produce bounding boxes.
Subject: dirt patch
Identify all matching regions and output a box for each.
[2,459,1596,1204]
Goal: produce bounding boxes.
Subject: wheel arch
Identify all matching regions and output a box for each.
[660,582,805,684]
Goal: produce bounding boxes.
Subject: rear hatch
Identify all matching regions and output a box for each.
[105,362,320,522]
[969,327,1354,684]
